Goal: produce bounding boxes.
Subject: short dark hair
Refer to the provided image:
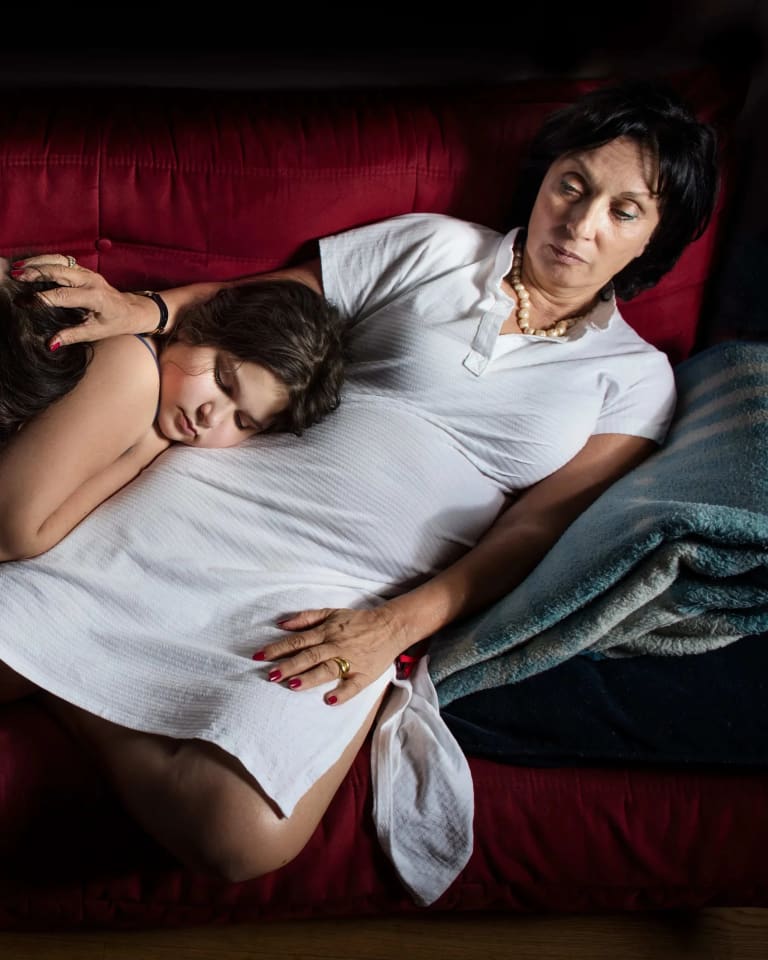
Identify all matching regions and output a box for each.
[0,277,92,447]
[510,80,719,299]
[167,279,346,435]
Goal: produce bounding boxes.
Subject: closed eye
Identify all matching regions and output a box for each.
[213,360,232,395]
[560,179,581,197]
[216,356,263,433]
[234,412,256,432]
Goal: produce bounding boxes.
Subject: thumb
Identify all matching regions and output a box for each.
[277,608,333,631]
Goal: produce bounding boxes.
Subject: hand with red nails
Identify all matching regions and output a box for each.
[11,254,163,350]
[256,605,410,706]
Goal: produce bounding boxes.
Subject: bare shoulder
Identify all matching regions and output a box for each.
[57,335,159,436]
[89,334,159,394]
[92,333,158,368]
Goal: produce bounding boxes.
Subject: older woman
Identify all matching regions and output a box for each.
[0,80,717,901]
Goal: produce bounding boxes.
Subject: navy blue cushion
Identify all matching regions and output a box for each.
[441,634,768,769]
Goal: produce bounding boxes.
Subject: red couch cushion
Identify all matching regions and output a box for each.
[1,699,767,929]
[0,67,748,365]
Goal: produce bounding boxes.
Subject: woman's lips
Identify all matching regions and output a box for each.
[177,410,197,439]
[550,244,586,264]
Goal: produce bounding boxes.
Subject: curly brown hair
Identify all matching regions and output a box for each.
[167,280,346,435]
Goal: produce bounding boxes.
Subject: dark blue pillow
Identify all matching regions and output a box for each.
[442,633,768,768]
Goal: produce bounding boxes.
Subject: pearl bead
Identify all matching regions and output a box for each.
[509,235,587,338]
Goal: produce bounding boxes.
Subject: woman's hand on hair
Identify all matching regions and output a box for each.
[10,255,159,349]
[253,605,410,705]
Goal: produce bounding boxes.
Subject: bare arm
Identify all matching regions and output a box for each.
[12,256,324,349]
[257,432,656,704]
[0,335,168,560]
[383,432,655,641]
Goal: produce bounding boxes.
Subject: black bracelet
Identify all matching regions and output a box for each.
[136,290,170,336]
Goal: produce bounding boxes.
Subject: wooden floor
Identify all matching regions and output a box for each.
[1,909,767,960]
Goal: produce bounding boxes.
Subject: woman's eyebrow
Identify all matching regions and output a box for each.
[564,156,655,199]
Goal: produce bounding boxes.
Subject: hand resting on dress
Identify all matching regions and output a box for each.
[254,605,410,706]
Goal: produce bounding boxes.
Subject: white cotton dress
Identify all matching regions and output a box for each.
[0,214,675,904]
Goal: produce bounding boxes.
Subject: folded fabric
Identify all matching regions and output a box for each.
[430,340,768,706]
[372,656,474,906]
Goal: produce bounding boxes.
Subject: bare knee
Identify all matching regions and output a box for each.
[173,754,312,883]
[199,811,309,884]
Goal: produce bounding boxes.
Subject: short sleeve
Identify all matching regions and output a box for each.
[593,350,676,444]
[319,213,501,323]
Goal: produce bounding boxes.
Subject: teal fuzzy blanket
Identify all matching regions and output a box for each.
[430,340,768,706]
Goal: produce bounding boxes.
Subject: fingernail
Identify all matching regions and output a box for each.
[252,651,266,661]
[10,270,23,278]
[288,678,302,689]
[268,669,282,682]
[326,695,338,705]
[276,619,291,627]
[11,260,25,268]
[49,340,62,352]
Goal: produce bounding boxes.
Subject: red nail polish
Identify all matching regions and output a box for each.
[326,695,338,705]
[10,270,23,278]
[11,260,25,268]
[252,651,266,661]
[276,619,291,627]
[49,341,62,352]
[288,678,302,689]
[268,669,282,682]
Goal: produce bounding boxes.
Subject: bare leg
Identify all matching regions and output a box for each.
[0,659,39,703]
[41,687,387,882]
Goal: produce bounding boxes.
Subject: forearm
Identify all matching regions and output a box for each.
[0,433,169,561]
[383,433,656,654]
[382,514,559,651]
[19,254,323,349]
[156,260,323,333]
[128,260,323,338]
[153,282,230,337]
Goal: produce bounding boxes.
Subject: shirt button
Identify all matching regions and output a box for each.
[95,238,113,252]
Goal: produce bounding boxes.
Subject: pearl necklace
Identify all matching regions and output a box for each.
[509,235,588,338]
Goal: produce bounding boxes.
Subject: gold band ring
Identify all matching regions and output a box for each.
[65,255,77,268]
[332,656,351,680]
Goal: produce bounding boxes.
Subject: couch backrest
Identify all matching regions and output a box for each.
[0,67,748,364]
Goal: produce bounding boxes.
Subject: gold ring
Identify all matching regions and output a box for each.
[332,656,351,680]
[65,255,77,269]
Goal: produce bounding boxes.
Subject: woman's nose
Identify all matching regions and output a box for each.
[566,200,600,240]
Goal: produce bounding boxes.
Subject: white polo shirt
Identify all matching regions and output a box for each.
[321,212,676,495]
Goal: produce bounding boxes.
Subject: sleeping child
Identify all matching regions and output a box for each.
[0,261,345,560]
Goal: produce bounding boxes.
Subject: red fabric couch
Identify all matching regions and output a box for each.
[1,66,767,930]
